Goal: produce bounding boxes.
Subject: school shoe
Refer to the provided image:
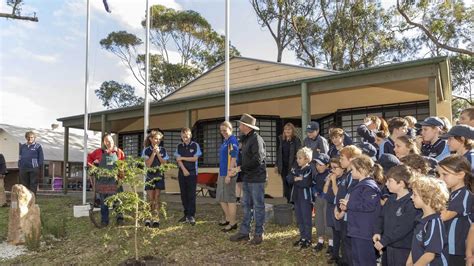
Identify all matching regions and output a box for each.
[229,232,250,242]
[187,216,196,226]
[327,256,340,264]
[144,219,152,227]
[293,238,302,247]
[299,239,312,249]
[177,216,187,223]
[326,245,333,255]
[218,221,230,226]
[116,218,125,226]
[249,235,263,245]
[313,242,324,252]
[221,223,238,232]
[152,220,160,228]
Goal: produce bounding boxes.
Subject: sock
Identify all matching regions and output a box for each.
[328,239,333,246]
[318,238,324,244]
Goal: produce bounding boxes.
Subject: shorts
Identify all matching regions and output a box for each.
[145,175,165,190]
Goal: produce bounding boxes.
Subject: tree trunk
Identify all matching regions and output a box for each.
[0,13,38,22]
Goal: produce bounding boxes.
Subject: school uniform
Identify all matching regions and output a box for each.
[312,169,332,240]
[378,137,395,159]
[375,192,418,266]
[346,177,381,266]
[411,213,448,266]
[357,124,376,145]
[445,186,474,265]
[287,165,313,241]
[174,141,202,219]
[325,176,343,259]
[328,146,341,158]
[420,138,450,161]
[463,149,474,174]
[142,146,169,190]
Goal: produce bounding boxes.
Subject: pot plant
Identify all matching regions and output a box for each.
[89,156,176,265]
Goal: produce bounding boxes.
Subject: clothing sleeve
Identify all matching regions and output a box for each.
[435,144,451,161]
[194,143,202,157]
[374,199,387,235]
[357,124,376,144]
[380,201,418,246]
[320,137,329,154]
[229,138,239,158]
[448,190,472,217]
[37,144,44,166]
[286,167,296,185]
[378,140,386,160]
[117,149,125,160]
[142,148,149,159]
[160,147,169,160]
[294,167,313,188]
[343,133,353,146]
[174,144,181,158]
[423,218,446,255]
[87,149,102,165]
[242,136,265,171]
[347,186,381,213]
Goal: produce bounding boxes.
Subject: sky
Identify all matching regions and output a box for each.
[0,0,301,130]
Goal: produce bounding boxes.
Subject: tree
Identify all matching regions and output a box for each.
[98,5,240,108]
[250,0,293,62]
[286,0,403,70]
[450,55,473,107]
[396,0,473,56]
[95,81,144,109]
[0,0,38,22]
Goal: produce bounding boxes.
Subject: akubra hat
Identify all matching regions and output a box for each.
[237,113,260,130]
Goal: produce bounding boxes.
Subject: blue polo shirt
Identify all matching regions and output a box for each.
[142,146,169,178]
[378,137,395,159]
[421,139,450,161]
[174,141,202,176]
[411,213,448,266]
[219,135,239,177]
[445,186,473,255]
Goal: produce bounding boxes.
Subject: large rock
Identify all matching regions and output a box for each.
[0,177,6,206]
[7,184,41,245]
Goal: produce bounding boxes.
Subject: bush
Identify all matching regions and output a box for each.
[25,228,41,251]
[42,216,67,239]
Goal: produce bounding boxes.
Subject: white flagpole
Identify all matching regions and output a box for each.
[224,0,230,121]
[83,0,91,205]
[144,0,151,200]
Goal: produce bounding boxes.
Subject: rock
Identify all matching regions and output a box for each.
[7,184,41,245]
[0,177,6,206]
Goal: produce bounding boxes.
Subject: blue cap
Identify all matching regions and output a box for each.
[314,153,330,165]
[441,125,474,140]
[357,142,377,158]
[379,154,401,174]
[306,121,320,132]
[415,116,444,128]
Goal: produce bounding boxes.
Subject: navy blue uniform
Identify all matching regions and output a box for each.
[174,141,202,218]
[445,187,473,263]
[375,192,418,266]
[411,213,448,266]
[357,124,376,144]
[142,146,169,190]
[463,149,474,174]
[287,165,313,241]
[378,138,395,159]
[346,177,381,266]
[421,139,450,161]
[328,146,340,158]
[325,175,343,259]
[312,169,330,199]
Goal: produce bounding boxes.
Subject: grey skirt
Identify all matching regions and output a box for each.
[216,176,237,203]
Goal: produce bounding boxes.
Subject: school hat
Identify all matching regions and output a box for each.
[306,121,320,132]
[415,116,445,128]
[441,124,474,140]
[378,154,401,174]
[314,153,330,165]
[357,142,377,159]
[237,113,259,130]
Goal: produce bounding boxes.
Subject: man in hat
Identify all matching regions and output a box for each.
[304,121,329,159]
[230,113,267,245]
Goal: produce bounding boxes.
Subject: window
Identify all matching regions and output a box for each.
[163,131,181,162]
[119,134,142,157]
[195,116,279,167]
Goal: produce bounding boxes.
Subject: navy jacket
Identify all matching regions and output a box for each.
[346,177,381,240]
[375,192,419,249]
[240,130,267,183]
[19,142,44,169]
[287,165,313,203]
[357,124,376,144]
[378,137,395,159]
[421,138,450,161]
[312,168,330,197]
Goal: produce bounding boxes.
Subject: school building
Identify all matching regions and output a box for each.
[57,56,452,197]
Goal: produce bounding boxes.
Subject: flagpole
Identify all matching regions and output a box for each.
[82,0,91,205]
[144,0,151,200]
[224,0,230,121]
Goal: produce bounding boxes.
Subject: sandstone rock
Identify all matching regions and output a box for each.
[0,177,6,206]
[7,184,41,245]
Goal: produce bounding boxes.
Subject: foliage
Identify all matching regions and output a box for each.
[88,157,176,260]
[0,0,38,22]
[42,216,67,239]
[95,81,144,109]
[450,55,473,106]
[24,227,40,251]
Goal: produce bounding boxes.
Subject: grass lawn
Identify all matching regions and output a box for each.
[0,195,329,265]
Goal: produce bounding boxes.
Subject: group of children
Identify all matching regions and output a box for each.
[287,107,474,265]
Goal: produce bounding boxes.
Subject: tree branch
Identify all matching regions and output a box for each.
[0,12,38,22]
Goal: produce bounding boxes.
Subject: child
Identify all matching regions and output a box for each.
[142,130,169,228]
[287,147,314,248]
[339,155,382,266]
[459,107,474,127]
[174,127,202,226]
[444,125,474,172]
[438,155,474,265]
[407,176,449,266]
[328,128,346,158]
[373,165,418,266]
[312,153,333,253]
[400,154,431,177]
[323,157,345,264]
[416,116,450,161]
[394,135,419,159]
[405,116,418,139]
[334,145,362,265]
[357,116,381,145]
[378,117,408,159]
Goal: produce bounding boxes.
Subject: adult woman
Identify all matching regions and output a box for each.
[217,121,239,232]
[142,130,169,228]
[276,122,301,203]
[18,131,44,195]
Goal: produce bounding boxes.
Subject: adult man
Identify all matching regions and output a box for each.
[230,114,267,245]
[304,121,329,158]
[19,131,44,195]
[459,107,474,127]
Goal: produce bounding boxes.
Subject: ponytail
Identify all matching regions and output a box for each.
[373,163,385,185]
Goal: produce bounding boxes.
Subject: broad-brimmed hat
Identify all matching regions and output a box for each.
[237,113,259,130]
[441,124,474,140]
[415,116,444,128]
